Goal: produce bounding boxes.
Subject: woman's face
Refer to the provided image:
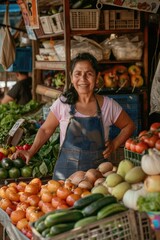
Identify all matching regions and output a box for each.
[71,60,97,95]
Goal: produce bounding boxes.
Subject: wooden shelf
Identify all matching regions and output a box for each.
[35,61,66,70]
[36,84,62,99]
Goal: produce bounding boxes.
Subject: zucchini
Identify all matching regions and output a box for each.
[41,228,51,237]
[82,195,117,217]
[44,209,83,228]
[34,211,53,228]
[73,193,104,209]
[36,221,46,233]
[71,0,84,9]
[74,216,97,228]
[50,223,75,236]
[97,203,127,220]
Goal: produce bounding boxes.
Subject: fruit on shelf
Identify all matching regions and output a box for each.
[131,74,144,88]
[128,65,141,76]
[118,73,130,88]
[112,65,128,76]
[103,71,118,88]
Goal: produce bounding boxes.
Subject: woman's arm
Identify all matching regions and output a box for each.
[103,110,136,158]
[12,111,59,163]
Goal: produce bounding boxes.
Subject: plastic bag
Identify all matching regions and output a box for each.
[0,4,16,69]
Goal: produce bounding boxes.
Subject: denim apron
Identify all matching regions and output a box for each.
[53,99,106,180]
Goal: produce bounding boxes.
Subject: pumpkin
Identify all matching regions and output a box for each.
[122,184,147,210]
[141,148,160,175]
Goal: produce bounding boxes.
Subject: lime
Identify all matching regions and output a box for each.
[0,168,8,179]
[13,158,26,168]
[8,167,21,179]
[21,166,32,178]
[1,158,14,170]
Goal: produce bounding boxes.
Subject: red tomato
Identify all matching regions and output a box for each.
[16,146,24,150]
[138,130,149,140]
[0,152,5,161]
[135,141,148,154]
[125,138,133,150]
[130,140,137,152]
[150,122,160,134]
[23,144,32,150]
[66,193,81,207]
[155,139,160,151]
[144,134,159,148]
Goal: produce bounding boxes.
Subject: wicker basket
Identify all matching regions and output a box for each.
[70,9,100,30]
[31,210,139,240]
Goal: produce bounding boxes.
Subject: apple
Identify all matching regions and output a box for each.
[128,65,141,75]
[131,75,144,88]
[104,72,118,88]
[118,73,130,88]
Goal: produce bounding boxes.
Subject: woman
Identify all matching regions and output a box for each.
[13,53,135,180]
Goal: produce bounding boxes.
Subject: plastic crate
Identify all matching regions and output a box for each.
[31,210,139,240]
[135,212,156,240]
[108,94,142,140]
[104,10,140,30]
[124,148,148,166]
[70,9,100,30]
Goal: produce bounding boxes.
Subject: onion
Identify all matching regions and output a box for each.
[78,180,93,190]
[85,169,103,184]
[94,177,106,187]
[98,162,113,174]
[68,171,86,186]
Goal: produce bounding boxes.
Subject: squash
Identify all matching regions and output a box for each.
[122,184,147,210]
[141,148,160,175]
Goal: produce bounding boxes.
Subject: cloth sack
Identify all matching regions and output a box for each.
[0,4,16,70]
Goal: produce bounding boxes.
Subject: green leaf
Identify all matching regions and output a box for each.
[39,162,48,176]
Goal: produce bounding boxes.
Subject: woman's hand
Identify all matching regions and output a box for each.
[12,150,32,165]
[103,140,115,159]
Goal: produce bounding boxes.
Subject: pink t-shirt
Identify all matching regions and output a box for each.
[50,96,122,146]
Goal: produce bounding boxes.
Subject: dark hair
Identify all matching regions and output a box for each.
[18,72,29,75]
[61,52,99,105]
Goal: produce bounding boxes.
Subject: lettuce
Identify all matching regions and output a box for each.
[137,192,160,212]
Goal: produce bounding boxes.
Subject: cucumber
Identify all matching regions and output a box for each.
[73,193,104,209]
[34,211,53,228]
[41,228,51,237]
[82,195,117,217]
[44,209,84,228]
[97,203,127,220]
[74,216,97,228]
[36,221,46,233]
[50,223,75,236]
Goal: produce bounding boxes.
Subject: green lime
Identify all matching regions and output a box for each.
[21,166,32,178]
[0,168,8,179]
[1,158,14,170]
[8,167,21,179]
[13,158,26,168]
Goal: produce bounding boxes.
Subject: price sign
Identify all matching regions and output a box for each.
[8,119,25,137]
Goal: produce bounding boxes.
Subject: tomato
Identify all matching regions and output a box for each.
[47,180,62,193]
[16,218,29,231]
[56,187,71,200]
[155,139,160,151]
[41,191,54,203]
[0,152,5,161]
[0,148,9,156]
[0,198,12,211]
[27,195,41,207]
[25,183,39,195]
[8,167,21,179]
[16,146,24,150]
[9,146,16,154]
[130,140,137,152]
[51,196,66,208]
[27,208,44,223]
[0,186,7,198]
[41,202,55,214]
[144,134,159,148]
[125,138,133,150]
[138,130,149,140]
[25,230,33,239]
[150,122,160,134]
[10,210,26,225]
[16,202,30,211]
[135,141,149,154]
[23,144,32,150]
[6,204,17,216]
[66,193,81,207]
